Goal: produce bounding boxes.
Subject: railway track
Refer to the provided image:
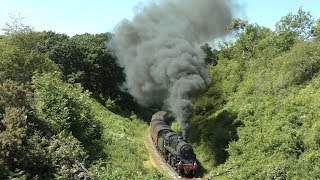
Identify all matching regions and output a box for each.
[146,129,202,180]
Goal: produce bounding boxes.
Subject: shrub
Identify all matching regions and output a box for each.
[32,72,103,157]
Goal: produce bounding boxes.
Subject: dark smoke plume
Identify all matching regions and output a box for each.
[111,0,234,139]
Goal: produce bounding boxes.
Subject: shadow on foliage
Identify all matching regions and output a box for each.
[189,110,242,166]
[107,95,161,123]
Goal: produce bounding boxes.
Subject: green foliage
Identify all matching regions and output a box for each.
[32,72,103,155]
[37,32,85,77]
[201,43,218,65]
[49,131,96,180]
[0,107,28,171]
[229,18,248,37]
[191,12,320,179]
[0,21,163,179]
[219,22,278,61]
[0,159,10,179]
[276,7,315,40]
[279,41,320,85]
[5,8,320,179]
[0,76,101,179]
[217,41,234,60]
[105,97,121,113]
[90,101,164,180]
[0,31,59,84]
[190,109,240,169]
[0,80,32,115]
[38,32,128,104]
[26,132,55,178]
[314,19,320,40]
[235,24,275,58]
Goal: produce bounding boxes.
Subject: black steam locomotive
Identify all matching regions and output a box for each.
[150,111,197,176]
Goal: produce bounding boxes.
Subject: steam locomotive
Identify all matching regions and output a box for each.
[150,111,197,176]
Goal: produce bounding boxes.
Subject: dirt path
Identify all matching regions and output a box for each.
[144,128,202,180]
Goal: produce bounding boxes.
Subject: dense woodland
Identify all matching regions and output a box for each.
[1,8,320,179]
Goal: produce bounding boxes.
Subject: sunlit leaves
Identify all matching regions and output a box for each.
[193,9,320,179]
[276,8,315,40]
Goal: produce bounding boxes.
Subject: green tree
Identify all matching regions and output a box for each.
[276,7,315,40]
[37,31,85,78]
[229,18,248,37]
[0,107,28,173]
[234,23,274,58]
[70,33,125,102]
[0,31,59,84]
[223,18,277,60]
[217,41,234,61]
[0,80,32,115]
[0,19,112,179]
[38,32,142,115]
[32,72,103,155]
[280,41,320,85]
[38,32,131,105]
[201,43,218,65]
[313,19,320,40]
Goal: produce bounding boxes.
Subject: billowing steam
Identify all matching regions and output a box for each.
[111,0,234,139]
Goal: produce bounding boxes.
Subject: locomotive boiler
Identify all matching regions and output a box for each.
[150,111,197,176]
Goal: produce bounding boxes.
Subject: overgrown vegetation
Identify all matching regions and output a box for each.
[0,19,163,179]
[1,7,320,180]
[191,8,320,179]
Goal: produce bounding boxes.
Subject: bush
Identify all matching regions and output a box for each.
[0,80,32,115]
[0,107,28,171]
[280,42,320,85]
[49,131,97,179]
[32,72,103,157]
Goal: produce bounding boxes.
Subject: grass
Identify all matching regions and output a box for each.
[90,101,166,179]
